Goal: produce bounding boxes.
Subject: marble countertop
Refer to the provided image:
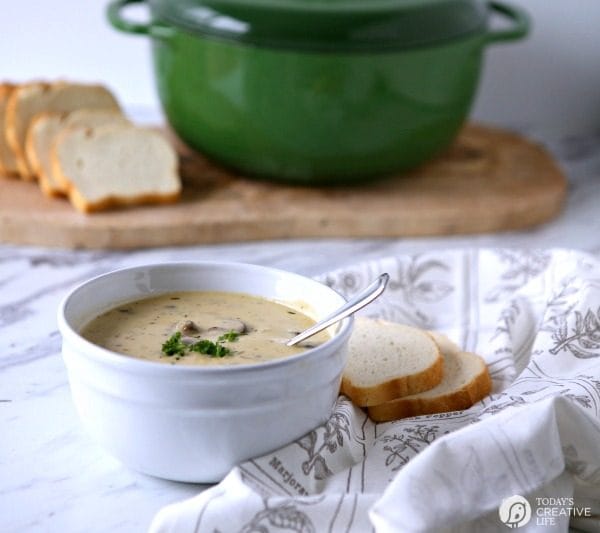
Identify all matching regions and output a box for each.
[2,127,600,533]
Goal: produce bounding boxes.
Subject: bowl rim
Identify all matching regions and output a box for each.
[57,260,353,377]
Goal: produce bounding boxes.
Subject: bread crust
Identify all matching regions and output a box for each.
[25,111,68,196]
[0,82,19,177]
[5,82,50,179]
[68,188,181,214]
[340,347,444,407]
[367,352,492,422]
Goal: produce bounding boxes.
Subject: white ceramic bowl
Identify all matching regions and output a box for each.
[58,261,352,483]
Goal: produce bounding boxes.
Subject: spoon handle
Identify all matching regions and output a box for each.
[286,273,389,347]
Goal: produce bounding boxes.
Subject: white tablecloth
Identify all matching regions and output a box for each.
[146,249,600,531]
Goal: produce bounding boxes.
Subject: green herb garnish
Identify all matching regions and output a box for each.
[189,339,231,358]
[161,332,187,356]
[218,330,240,343]
[161,329,244,359]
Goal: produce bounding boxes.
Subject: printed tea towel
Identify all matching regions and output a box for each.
[151,249,600,533]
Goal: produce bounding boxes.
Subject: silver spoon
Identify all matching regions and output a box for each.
[286,273,389,347]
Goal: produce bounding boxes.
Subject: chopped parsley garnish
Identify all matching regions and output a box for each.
[161,329,244,359]
[190,339,231,358]
[161,332,187,356]
[218,330,240,342]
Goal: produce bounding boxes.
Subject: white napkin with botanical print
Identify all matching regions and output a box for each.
[150,249,600,533]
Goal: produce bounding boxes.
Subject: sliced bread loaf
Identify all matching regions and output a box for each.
[0,83,19,176]
[51,124,181,213]
[340,317,443,407]
[5,82,120,179]
[367,334,491,422]
[26,109,129,196]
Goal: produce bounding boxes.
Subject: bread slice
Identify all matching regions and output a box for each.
[367,333,492,422]
[5,82,120,179]
[26,109,130,196]
[428,330,461,358]
[51,124,181,213]
[340,317,443,407]
[0,83,19,176]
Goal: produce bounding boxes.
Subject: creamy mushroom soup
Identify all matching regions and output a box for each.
[81,291,330,365]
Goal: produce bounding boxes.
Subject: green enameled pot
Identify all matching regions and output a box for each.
[107,0,529,184]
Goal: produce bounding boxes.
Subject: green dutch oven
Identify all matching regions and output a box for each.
[107,0,529,184]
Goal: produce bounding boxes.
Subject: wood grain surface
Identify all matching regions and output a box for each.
[0,123,567,250]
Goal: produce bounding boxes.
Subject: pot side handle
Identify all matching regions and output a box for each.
[107,0,173,39]
[484,1,530,44]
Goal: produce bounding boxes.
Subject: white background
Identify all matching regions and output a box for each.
[1,0,599,132]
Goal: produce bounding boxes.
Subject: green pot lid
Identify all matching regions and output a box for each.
[148,0,488,51]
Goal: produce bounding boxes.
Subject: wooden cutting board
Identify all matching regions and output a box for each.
[0,123,566,250]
